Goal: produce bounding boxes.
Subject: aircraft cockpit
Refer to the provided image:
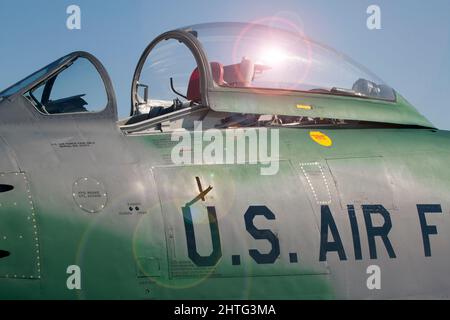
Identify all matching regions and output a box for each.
[0,23,433,132]
[120,22,429,134]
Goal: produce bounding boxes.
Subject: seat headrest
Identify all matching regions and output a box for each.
[223,57,255,87]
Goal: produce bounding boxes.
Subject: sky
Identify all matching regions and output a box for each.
[0,0,449,129]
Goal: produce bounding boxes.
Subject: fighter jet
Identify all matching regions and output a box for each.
[0,22,448,299]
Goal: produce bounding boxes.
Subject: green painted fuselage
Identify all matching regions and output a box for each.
[0,108,449,299]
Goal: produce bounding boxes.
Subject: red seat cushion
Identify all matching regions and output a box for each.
[187,62,224,102]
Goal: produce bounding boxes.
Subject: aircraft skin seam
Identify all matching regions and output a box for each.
[300,162,332,205]
[23,173,41,279]
[0,172,41,280]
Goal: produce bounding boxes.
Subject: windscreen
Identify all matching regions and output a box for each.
[0,55,70,98]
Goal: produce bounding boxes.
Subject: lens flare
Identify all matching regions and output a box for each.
[259,47,287,66]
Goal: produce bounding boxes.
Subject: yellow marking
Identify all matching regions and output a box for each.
[296,104,313,110]
[186,186,213,207]
[309,131,333,147]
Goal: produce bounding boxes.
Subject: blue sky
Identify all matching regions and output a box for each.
[1,0,449,128]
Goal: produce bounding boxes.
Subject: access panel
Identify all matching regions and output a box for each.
[153,161,328,279]
[0,172,40,279]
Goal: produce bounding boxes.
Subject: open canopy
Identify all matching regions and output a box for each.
[183,22,396,101]
[169,22,433,128]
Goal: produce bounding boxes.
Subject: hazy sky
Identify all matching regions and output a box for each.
[1,0,449,129]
